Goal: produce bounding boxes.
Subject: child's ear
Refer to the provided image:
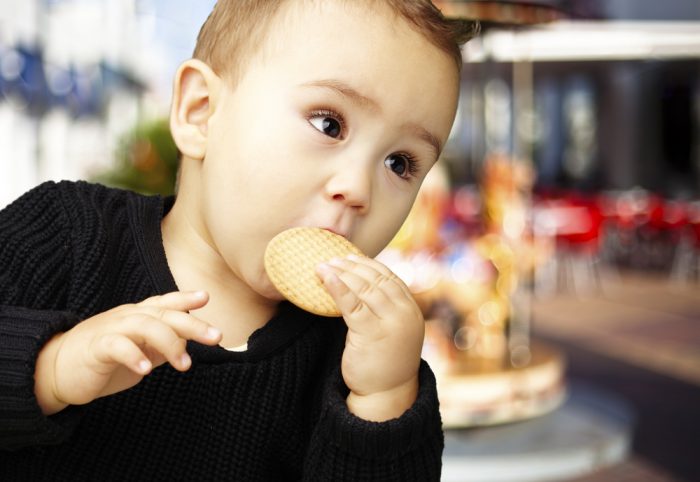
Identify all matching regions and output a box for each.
[169,59,221,161]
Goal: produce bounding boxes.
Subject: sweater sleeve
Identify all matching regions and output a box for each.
[303,359,444,481]
[0,182,83,450]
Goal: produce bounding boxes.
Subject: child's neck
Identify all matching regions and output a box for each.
[161,199,277,349]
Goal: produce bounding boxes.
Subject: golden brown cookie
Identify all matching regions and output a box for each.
[264,227,364,316]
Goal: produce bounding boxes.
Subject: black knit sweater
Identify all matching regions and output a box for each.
[0,181,443,481]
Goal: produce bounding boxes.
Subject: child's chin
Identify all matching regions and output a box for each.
[256,279,287,301]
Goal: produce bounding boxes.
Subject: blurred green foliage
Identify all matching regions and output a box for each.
[94,118,180,196]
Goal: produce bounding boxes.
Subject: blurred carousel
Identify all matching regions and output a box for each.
[379,156,566,428]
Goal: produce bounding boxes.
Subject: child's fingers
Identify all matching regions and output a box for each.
[342,255,414,300]
[92,333,152,375]
[327,257,408,303]
[323,257,418,323]
[126,317,197,371]
[136,307,222,346]
[87,302,222,376]
[138,290,209,312]
[317,265,385,330]
[328,266,394,318]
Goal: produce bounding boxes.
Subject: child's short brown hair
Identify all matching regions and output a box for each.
[193,0,479,84]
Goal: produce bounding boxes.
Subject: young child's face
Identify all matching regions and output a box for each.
[198,1,460,300]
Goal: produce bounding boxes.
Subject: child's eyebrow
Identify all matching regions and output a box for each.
[301,79,442,158]
[301,79,380,112]
[408,124,442,160]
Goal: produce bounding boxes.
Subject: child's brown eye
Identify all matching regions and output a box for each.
[309,115,342,138]
[385,154,415,179]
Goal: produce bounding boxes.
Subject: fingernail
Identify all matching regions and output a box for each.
[206,326,221,340]
[327,257,343,267]
[316,264,332,282]
[138,359,152,374]
[180,353,191,368]
[192,291,207,299]
[347,254,361,261]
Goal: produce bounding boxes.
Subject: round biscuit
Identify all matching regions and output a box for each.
[264,227,364,316]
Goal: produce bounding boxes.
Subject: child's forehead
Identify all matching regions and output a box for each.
[268,1,425,51]
[260,1,449,73]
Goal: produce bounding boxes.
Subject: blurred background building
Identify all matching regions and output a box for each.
[441,0,700,197]
[0,0,214,206]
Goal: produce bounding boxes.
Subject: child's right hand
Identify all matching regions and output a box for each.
[34,291,222,415]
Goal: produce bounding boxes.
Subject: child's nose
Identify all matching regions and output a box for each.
[325,167,371,214]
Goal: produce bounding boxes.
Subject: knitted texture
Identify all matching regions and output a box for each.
[0,181,444,481]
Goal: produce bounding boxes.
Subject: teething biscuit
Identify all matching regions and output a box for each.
[264,227,364,316]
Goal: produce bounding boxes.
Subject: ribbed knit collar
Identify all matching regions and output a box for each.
[125,192,323,364]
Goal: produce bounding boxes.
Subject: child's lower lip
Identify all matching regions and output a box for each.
[320,227,349,239]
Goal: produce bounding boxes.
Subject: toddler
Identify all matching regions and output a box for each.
[0,0,478,480]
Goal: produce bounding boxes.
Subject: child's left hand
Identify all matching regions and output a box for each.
[316,255,424,422]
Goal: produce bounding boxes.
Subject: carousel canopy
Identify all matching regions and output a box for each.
[462,20,700,62]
